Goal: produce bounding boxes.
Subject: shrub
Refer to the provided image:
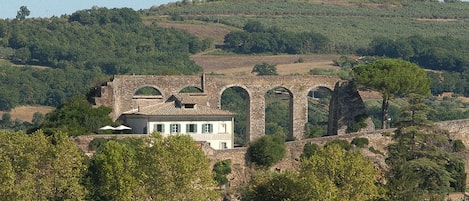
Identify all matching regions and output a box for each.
[351,137,369,148]
[369,146,384,155]
[301,142,320,159]
[88,138,110,151]
[248,135,286,168]
[347,114,369,133]
[294,57,304,63]
[325,139,352,151]
[453,139,465,152]
[213,159,232,186]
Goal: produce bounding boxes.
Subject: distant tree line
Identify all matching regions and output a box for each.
[363,35,469,96]
[223,20,330,54]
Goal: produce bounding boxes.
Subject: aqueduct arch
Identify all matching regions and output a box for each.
[93,74,371,143]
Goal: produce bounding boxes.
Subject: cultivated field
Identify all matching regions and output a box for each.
[192,53,340,75]
[154,21,342,75]
[0,105,54,122]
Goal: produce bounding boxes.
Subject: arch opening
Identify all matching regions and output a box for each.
[265,87,293,141]
[221,86,249,147]
[179,86,203,93]
[132,86,164,112]
[134,86,162,96]
[306,86,332,138]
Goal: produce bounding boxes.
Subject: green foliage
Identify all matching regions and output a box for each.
[368,146,384,155]
[325,139,352,151]
[351,137,369,148]
[309,68,352,80]
[213,159,232,186]
[354,58,431,128]
[16,6,30,20]
[224,21,329,54]
[87,133,218,200]
[347,114,369,133]
[248,135,286,168]
[88,137,111,151]
[453,139,465,152]
[153,1,469,54]
[0,130,88,200]
[251,62,278,76]
[0,7,210,110]
[221,87,248,145]
[385,126,467,199]
[241,171,306,201]
[31,112,44,127]
[333,55,359,69]
[136,133,218,200]
[306,95,329,138]
[243,144,383,201]
[38,94,114,136]
[300,142,319,159]
[134,86,161,95]
[88,140,143,200]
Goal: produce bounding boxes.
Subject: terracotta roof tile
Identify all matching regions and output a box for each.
[123,94,234,116]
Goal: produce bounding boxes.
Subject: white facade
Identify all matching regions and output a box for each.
[121,94,235,150]
[125,116,234,150]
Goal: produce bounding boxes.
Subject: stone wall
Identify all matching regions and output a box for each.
[94,74,351,143]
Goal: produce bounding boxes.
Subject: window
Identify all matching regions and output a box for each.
[186,124,197,133]
[219,123,227,133]
[221,142,227,149]
[202,123,213,133]
[154,124,164,133]
[170,124,180,134]
[184,104,195,109]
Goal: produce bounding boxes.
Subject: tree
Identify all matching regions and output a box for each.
[16,6,30,20]
[38,94,114,136]
[88,140,144,200]
[242,144,383,201]
[385,126,467,200]
[0,130,87,200]
[136,133,218,200]
[248,135,286,168]
[252,62,278,76]
[213,159,232,187]
[353,59,431,129]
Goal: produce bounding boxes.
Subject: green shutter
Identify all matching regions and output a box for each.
[161,124,165,133]
[202,124,206,133]
[194,124,198,133]
[186,124,189,133]
[178,124,181,133]
[209,124,213,133]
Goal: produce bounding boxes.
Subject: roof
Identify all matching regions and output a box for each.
[122,94,234,117]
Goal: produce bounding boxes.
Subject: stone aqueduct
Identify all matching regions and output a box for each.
[93,74,370,143]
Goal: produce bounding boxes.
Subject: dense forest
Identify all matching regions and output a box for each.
[0,7,210,111]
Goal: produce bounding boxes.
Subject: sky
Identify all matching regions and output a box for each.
[0,0,176,19]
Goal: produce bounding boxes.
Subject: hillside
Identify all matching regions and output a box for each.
[148,0,469,51]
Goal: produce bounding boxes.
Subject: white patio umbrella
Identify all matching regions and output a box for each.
[99,125,115,130]
[114,125,132,130]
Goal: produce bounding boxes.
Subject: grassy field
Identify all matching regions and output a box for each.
[0,106,54,122]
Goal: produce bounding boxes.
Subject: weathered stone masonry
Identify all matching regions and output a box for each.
[93,74,369,142]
